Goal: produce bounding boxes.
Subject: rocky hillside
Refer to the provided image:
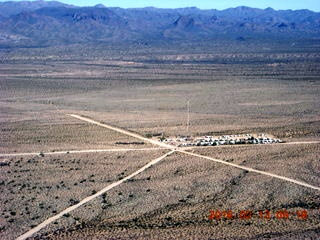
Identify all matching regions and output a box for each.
[0,1,319,46]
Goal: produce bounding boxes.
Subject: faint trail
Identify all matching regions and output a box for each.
[179,150,320,191]
[0,148,164,157]
[68,114,175,149]
[16,150,175,240]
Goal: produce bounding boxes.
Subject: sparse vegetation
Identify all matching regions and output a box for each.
[0,149,166,239]
[0,37,319,240]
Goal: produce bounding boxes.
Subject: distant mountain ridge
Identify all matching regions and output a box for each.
[0,1,319,46]
[0,0,74,17]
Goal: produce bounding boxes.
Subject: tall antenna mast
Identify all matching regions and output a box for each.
[187,100,190,133]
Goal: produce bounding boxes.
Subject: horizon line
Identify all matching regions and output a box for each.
[1,1,319,12]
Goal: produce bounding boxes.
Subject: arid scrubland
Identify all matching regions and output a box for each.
[0,42,319,239]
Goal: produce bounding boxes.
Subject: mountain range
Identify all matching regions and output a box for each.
[0,0,319,47]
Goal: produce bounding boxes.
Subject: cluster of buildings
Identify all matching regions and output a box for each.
[160,133,282,147]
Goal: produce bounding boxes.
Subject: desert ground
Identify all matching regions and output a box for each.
[0,41,319,239]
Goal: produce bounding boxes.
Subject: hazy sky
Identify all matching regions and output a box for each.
[2,0,320,11]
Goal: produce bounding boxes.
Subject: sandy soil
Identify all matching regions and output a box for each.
[29,152,320,240]
[0,150,169,239]
[1,44,319,239]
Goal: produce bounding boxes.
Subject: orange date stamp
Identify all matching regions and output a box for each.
[208,209,309,221]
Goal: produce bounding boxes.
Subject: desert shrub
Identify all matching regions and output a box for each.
[145,133,152,138]
[69,199,80,205]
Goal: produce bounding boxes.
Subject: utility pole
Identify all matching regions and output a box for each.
[187,100,190,133]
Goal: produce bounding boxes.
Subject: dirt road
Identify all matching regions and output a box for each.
[69,114,175,149]
[16,114,319,240]
[0,147,164,157]
[180,150,320,191]
[16,149,175,240]
[69,114,320,191]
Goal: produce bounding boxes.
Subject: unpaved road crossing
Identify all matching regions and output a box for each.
[69,114,320,191]
[15,114,319,240]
